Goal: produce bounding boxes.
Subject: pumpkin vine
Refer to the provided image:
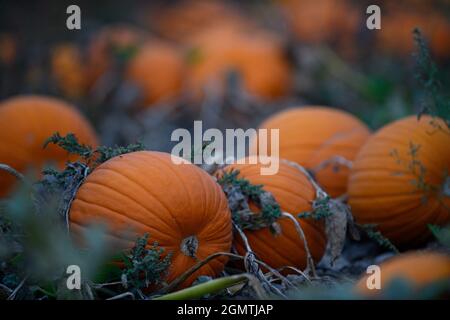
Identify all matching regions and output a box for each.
[298,196,333,220]
[217,169,282,232]
[360,224,399,253]
[35,162,90,227]
[390,142,441,202]
[413,28,450,128]
[282,159,360,264]
[44,132,145,166]
[39,133,146,226]
[44,133,94,161]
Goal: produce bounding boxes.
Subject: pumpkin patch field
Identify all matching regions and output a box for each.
[0,0,449,301]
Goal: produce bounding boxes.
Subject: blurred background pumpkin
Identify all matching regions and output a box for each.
[0,95,98,197]
[251,107,371,197]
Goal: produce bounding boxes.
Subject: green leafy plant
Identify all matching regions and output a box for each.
[298,196,333,220]
[44,132,145,166]
[217,169,281,231]
[360,224,399,253]
[413,28,450,127]
[120,234,172,292]
[429,224,450,248]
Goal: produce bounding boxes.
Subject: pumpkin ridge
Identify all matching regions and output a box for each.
[349,170,441,193]
[277,141,363,151]
[350,164,421,173]
[366,140,447,178]
[0,141,30,163]
[366,201,435,226]
[78,179,177,235]
[95,165,184,235]
[270,219,313,256]
[140,152,233,245]
[352,201,425,222]
[72,197,177,242]
[282,217,326,258]
[195,166,209,226]
[433,204,450,225]
[70,221,135,246]
[258,183,312,204]
[263,172,314,196]
[381,200,442,241]
[294,219,326,247]
[310,127,369,155]
[346,183,423,200]
[146,153,201,235]
[239,165,314,198]
[197,214,232,243]
[197,229,232,245]
[241,230,293,267]
[196,201,232,241]
[188,161,212,230]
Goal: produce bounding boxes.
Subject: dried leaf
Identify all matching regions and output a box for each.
[324,199,353,264]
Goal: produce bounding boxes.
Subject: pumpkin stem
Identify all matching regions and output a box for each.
[180,235,199,259]
[0,163,26,183]
[443,176,450,197]
[154,274,267,300]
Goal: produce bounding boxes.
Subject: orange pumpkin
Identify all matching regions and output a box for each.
[251,107,371,197]
[348,115,450,246]
[279,0,360,56]
[220,157,326,271]
[86,25,148,88]
[356,251,450,297]
[149,0,250,42]
[69,151,232,287]
[51,43,87,99]
[187,26,293,101]
[0,33,17,66]
[377,5,450,59]
[0,95,98,197]
[126,41,185,107]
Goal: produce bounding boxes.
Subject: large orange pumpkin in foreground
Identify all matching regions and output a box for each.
[0,95,98,197]
[348,115,450,246]
[187,26,293,102]
[69,151,232,287]
[220,157,326,271]
[356,251,450,297]
[126,41,186,107]
[251,107,371,197]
